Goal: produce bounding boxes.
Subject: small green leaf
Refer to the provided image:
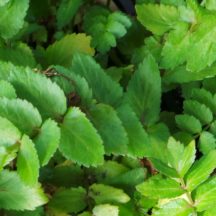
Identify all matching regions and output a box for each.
[135,3,180,35]
[0,170,48,210]
[44,33,94,67]
[59,107,104,166]
[126,55,161,125]
[183,99,213,125]
[0,0,29,39]
[194,176,216,212]
[136,175,184,199]
[17,135,40,186]
[34,119,60,166]
[89,184,130,204]
[152,199,194,216]
[49,187,87,213]
[198,131,216,155]
[0,98,42,135]
[175,114,202,134]
[186,150,216,191]
[93,204,119,216]
[0,80,16,99]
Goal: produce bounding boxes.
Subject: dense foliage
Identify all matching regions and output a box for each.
[1,0,216,215]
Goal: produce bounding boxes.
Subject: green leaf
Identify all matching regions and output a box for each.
[203,208,216,216]
[43,33,95,67]
[89,184,130,205]
[194,176,216,212]
[152,199,194,216]
[0,80,16,99]
[0,62,67,119]
[6,207,44,216]
[93,204,119,216]
[167,138,196,177]
[89,104,128,155]
[117,104,150,157]
[0,170,48,210]
[0,98,42,135]
[0,0,29,39]
[0,42,36,68]
[83,6,131,53]
[33,119,60,166]
[198,131,216,155]
[135,3,180,35]
[126,55,161,125]
[59,107,104,166]
[136,175,184,199]
[49,187,87,213]
[203,0,216,10]
[17,135,40,186]
[70,53,123,106]
[183,99,213,125]
[175,114,202,134]
[57,0,84,29]
[186,150,216,191]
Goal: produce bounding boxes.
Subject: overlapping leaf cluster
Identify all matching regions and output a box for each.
[1,0,216,215]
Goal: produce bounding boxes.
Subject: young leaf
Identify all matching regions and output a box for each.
[126,55,161,125]
[194,176,216,212]
[0,80,16,99]
[49,187,87,213]
[0,98,42,135]
[152,199,194,216]
[33,119,60,166]
[89,184,130,204]
[117,104,150,157]
[57,0,84,29]
[17,135,40,186]
[0,170,48,210]
[59,107,104,166]
[136,175,184,199]
[44,33,94,67]
[70,53,123,106]
[183,99,213,125]
[93,204,119,216]
[167,137,196,177]
[135,3,180,35]
[0,0,29,39]
[186,150,216,191]
[175,114,202,134]
[89,104,128,155]
[198,131,216,155]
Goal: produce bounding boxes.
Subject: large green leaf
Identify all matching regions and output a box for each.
[0,98,42,135]
[0,62,67,119]
[136,175,184,199]
[34,119,60,166]
[194,176,216,212]
[17,135,40,186]
[126,55,161,125]
[43,33,94,67]
[89,184,130,204]
[135,3,180,35]
[186,150,216,191]
[0,170,48,210]
[59,107,104,166]
[0,0,29,39]
[70,53,123,106]
[57,0,84,29]
[49,187,87,213]
[89,104,128,155]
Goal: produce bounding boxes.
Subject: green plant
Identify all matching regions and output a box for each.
[1,0,216,215]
